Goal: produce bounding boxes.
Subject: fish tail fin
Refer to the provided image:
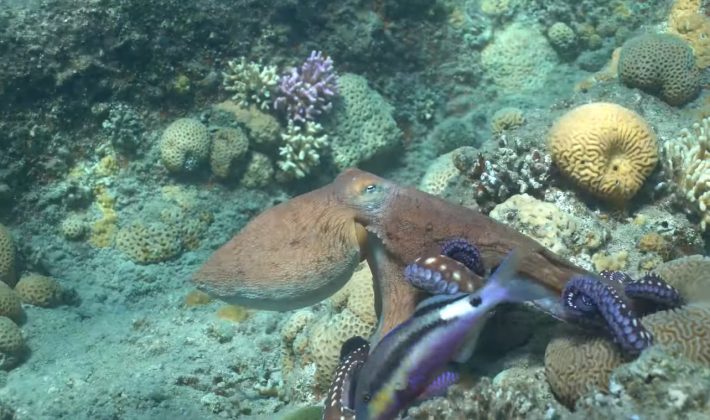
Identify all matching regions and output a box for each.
[483,249,552,304]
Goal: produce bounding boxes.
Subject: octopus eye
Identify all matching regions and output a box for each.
[363,392,372,402]
[364,184,378,193]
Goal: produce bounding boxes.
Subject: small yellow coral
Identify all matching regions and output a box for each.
[548,103,658,203]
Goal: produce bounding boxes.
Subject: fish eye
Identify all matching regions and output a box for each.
[363,392,371,402]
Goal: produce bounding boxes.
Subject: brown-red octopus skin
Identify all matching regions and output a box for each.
[193,168,593,341]
[192,182,363,310]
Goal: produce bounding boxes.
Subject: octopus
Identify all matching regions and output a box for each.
[192,168,594,341]
[405,238,685,356]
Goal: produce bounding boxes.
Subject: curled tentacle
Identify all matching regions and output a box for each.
[405,238,486,295]
[404,255,483,294]
[563,275,653,355]
[323,336,370,420]
[440,237,485,276]
[624,272,684,312]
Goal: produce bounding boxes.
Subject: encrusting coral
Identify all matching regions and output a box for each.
[548,102,658,203]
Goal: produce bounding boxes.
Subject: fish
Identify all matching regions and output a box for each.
[352,249,552,420]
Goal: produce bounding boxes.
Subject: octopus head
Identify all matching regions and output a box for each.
[334,168,394,223]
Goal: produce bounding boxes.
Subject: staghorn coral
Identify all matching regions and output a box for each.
[222,58,279,110]
[548,102,658,203]
[618,33,701,106]
[662,117,710,230]
[453,137,553,213]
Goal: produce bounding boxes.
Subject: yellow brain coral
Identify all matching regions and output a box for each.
[548,102,658,202]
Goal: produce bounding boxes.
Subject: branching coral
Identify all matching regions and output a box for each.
[273,51,338,124]
[222,58,279,110]
[662,117,710,230]
[277,121,328,179]
[452,137,552,213]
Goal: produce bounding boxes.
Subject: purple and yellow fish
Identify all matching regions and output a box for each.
[349,249,552,420]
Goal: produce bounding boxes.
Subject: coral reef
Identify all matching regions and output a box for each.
[662,117,710,230]
[273,51,339,124]
[618,33,700,106]
[277,121,328,179]
[544,255,710,408]
[548,102,658,203]
[14,274,63,307]
[328,73,402,170]
[222,58,279,110]
[0,224,16,286]
[159,118,211,174]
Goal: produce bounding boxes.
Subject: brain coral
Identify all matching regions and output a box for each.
[159,118,211,173]
[548,102,658,202]
[618,33,700,106]
[115,222,183,264]
[0,224,15,286]
[481,23,557,92]
[329,73,401,170]
[545,255,710,407]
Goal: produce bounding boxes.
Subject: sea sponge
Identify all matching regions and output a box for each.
[329,73,401,170]
[548,103,658,203]
[545,331,623,408]
[115,222,183,264]
[0,283,22,321]
[490,107,525,135]
[481,23,557,92]
[618,33,700,106]
[0,316,24,370]
[0,224,15,286]
[159,118,211,173]
[209,126,249,179]
[14,274,63,307]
